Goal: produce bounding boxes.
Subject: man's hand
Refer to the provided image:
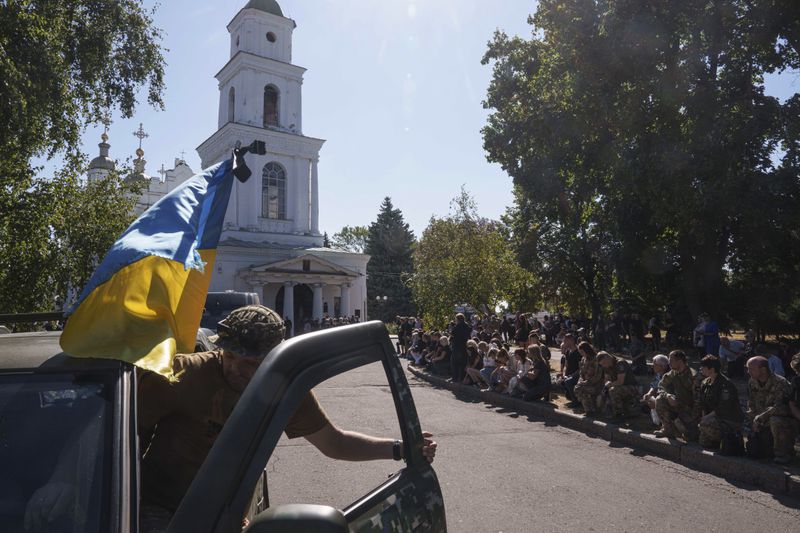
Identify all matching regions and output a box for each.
[24,481,76,531]
[753,414,764,430]
[667,394,678,408]
[422,431,437,463]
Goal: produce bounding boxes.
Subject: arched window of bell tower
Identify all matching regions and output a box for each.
[262,162,286,220]
[227,87,235,123]
[264,85,279,127]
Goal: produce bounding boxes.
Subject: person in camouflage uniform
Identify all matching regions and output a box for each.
[745,356,797,464]
[655,350,699,440]
[573,342,604,415]
[598,351,640,420]
[697,355,743,450]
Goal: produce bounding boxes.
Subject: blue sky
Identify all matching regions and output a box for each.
[77,0,798,238]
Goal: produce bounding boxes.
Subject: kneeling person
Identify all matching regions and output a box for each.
[698,355,743,451]
[655,350,699,440]
[746,356,797,464]
[598,351,639,420]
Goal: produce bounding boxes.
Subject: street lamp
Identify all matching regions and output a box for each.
[373,295,389,322]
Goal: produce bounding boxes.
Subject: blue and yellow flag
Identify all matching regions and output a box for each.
[60,159,236,377]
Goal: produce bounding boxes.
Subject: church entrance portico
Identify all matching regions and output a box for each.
[241,253,365,333]
[275,282,312,334]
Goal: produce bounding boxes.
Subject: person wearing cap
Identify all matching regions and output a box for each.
[745,356,796,464]
[137,305,437,523]
[697,355,743,450]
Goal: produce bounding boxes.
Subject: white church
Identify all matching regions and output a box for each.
[87,0,370,330]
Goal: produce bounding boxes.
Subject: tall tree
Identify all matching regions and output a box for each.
[483,0,800,330]
[410,189,532,329]
[331,225,369,254]
[0,0,166,315]
[0,0,165,184]
[365,197,416,322]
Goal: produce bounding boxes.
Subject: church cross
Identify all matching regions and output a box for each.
[101,114,113,135]
[133,123,149,149]
[157,163,167,180]
[178,150,186,162]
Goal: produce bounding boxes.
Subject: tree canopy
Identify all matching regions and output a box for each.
[0,0,165,184]
[483,0,800,334]
[365,197,416,322]
[331,225,369,254]
[0,167,141,318]
[0,1,166,316]
[410,189,531,329]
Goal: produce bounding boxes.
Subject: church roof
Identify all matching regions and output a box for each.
[88,155,115,172]
[244,0,283,16]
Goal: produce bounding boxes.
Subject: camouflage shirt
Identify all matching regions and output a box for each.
[747,373,792,422]
[659,367,695,411]
[579,357,603,386]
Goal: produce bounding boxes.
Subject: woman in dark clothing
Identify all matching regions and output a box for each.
[520,345,552,401]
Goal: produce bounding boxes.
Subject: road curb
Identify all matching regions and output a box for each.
[408,364,797,495]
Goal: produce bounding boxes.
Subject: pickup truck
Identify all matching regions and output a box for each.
[0,322,446,532]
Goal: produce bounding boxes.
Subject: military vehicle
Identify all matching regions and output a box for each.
[0,322,446,532]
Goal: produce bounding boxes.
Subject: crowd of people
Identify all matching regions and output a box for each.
[397,311,800,465]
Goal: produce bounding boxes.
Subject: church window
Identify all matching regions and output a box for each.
[266,32,277,43]
[264,85,279,126]
[227,87,235,122]
[262,162,286,219]
[236,35,240,47]
[302,260,310,272]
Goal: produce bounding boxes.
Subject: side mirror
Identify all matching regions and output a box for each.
[244,504,348,533]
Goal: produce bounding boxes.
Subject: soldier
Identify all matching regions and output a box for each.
[654,350,699,440]
[137,305,438,530]
[597,351,640,420]
[745,356,797,464]
[697,355,744,450]
[573,342,604,415]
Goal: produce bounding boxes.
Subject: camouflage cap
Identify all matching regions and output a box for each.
[212,305,285,358]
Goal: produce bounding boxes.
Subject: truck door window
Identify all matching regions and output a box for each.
[0,373,115,533]
[264,361,404,509]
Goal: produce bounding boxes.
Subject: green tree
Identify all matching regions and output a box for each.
[0,166,140,317]
[0,0,165,185]
[0,1,166,316]
[365,197,416,322]
[331,225,369,254]
[483,0,800,330]
[410,189,532,329]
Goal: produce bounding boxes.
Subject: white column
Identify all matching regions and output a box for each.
[310,158,319,234]
[294,157,306,232]
[340,283,351,318]
[252,283,266,307]
[283,281,295,336]
[312,283,324,320]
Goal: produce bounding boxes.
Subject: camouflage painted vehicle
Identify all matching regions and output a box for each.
[0,322,446,532]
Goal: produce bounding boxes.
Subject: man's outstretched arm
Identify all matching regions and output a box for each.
[304,423,437,463]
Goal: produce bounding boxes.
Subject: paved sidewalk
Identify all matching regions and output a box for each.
[407,362,800,496]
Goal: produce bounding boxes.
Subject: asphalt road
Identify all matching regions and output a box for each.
[265,360,800,532]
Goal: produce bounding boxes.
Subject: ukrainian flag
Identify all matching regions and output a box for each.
[60,159,235,378]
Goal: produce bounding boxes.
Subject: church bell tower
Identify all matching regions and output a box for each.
[197,0,324,247]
